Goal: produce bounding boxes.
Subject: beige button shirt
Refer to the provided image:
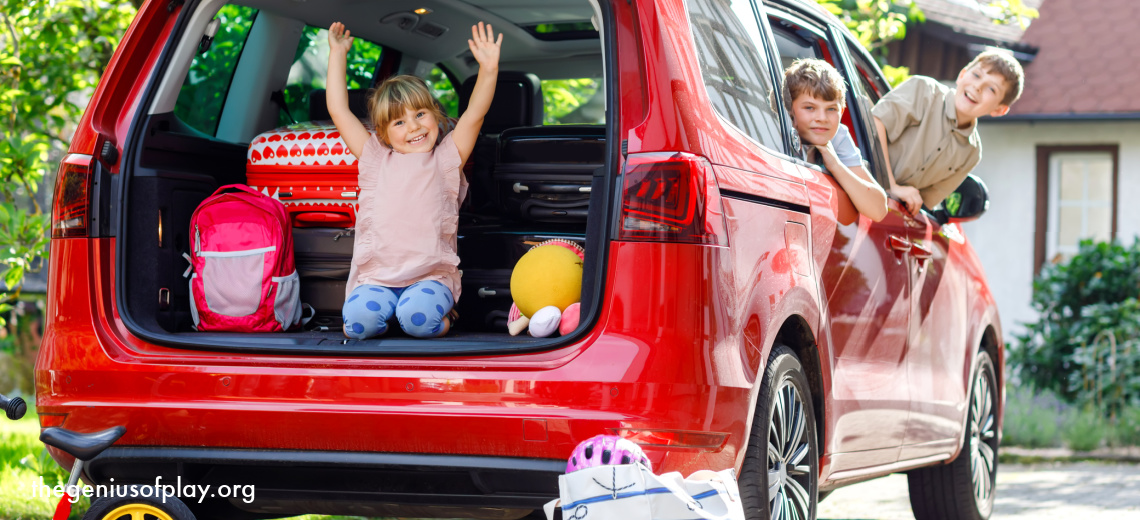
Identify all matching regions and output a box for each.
[872,76,982,209]
[346,132,468,302]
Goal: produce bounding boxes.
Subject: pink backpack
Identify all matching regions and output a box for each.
[187,185,303,332]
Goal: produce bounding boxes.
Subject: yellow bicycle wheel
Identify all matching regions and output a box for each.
[81,485,197,520]
[99,503,174,520]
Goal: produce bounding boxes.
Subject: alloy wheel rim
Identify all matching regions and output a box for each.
[969,365,997,515]
[767,379,813,520]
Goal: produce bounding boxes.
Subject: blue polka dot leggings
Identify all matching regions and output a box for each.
[342,280,454,339]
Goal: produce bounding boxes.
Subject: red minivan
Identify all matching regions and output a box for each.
[40,0,1004,519]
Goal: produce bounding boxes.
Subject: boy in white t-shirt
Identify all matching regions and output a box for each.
[783,59,887,222]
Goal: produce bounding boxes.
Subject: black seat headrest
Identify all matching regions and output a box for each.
[458,71,543,134]
[309,89,372,121]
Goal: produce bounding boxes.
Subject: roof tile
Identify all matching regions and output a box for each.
[1009,0,1140,115]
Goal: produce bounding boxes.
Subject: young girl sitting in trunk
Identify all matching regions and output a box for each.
[327,21,502,339]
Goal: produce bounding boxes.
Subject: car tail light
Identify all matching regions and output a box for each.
[618,152,728,246]
[50,154,95,238]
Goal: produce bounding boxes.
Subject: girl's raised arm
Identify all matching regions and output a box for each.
[326,22,369,159]
[452,22,502,165]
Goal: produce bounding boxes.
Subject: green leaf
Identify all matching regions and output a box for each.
[4,264,23,290]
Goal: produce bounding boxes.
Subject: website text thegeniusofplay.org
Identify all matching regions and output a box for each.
[29,476,255,504]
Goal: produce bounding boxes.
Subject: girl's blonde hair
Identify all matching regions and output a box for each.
[368,75,448,146]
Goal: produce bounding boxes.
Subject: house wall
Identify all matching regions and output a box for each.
[962,120,1140,340]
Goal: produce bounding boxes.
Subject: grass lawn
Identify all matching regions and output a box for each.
[0,409,85,520]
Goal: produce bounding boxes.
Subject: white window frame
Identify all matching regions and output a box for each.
[1044,150,1117,263]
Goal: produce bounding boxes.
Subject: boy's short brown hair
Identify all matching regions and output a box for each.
[782,58,847,112]
[964,49,1024,106]
[368,75,447,146]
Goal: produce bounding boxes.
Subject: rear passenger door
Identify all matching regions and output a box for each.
[767,9,913,463]
[835,41,966,455]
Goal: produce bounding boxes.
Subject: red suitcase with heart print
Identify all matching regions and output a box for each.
[246,121,366,228]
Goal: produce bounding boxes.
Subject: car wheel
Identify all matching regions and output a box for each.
[907,350,998,520]
[81,485,197,520]
[740,345,818,520]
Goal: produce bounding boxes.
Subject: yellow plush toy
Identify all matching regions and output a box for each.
[508,240,584,337]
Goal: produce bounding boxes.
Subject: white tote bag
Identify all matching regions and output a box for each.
[543,464,745,520]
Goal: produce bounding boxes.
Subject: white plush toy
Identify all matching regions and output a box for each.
[528,306,563,337]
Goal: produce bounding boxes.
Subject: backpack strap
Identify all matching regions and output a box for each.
[211,184,268,198]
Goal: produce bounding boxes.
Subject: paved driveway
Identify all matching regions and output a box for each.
[818,463,1140,519]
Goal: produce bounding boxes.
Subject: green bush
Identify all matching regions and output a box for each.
[1109,406,1140,447]
[1011,239,1140,413]
[1001,385,1063,448]
[1063,406,1108,452]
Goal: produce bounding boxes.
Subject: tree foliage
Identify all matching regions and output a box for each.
[816,0,1038,86]
[0,0,136,321]
[542,78,602,125]
[816,0,923,84]
[817,0,924,54]
[977,0,1040,29]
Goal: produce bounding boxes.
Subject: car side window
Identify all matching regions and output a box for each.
[842,41,893,187]
[767,18,829,159]
[686,0,784,152]
[845,43,890,103]
[278,25,384,125]
[174,5,258,136]
[770,15,881,167]
[425,66,459,118]
[769,19,825,68]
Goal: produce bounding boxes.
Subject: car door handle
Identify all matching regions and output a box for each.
[887,235,910,264]
[911,241,933,260]
[888,235,911,251]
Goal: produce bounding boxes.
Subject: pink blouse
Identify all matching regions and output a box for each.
[345,132,468,302]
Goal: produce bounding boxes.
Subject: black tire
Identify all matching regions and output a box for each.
[740,345,819,520]
[907,351,998,520]
[81,485,197,520]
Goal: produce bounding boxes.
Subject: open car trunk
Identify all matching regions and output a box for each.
[113,0,616,355]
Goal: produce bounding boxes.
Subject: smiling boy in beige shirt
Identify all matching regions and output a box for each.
[872,50,1024,214]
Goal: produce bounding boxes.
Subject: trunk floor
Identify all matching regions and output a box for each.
[166,329,555,356]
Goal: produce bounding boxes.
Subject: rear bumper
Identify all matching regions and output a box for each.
[39,372,749,469]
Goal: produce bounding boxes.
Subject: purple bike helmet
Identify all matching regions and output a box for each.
[566,434,651,473]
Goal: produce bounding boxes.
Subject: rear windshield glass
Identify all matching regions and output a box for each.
[542,78,604,125]
[279,25,383,125]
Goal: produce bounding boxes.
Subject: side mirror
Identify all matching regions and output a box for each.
[932,174,989,224]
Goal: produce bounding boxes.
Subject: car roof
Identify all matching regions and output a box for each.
[767,0,847,30]
[237,0,602,79]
